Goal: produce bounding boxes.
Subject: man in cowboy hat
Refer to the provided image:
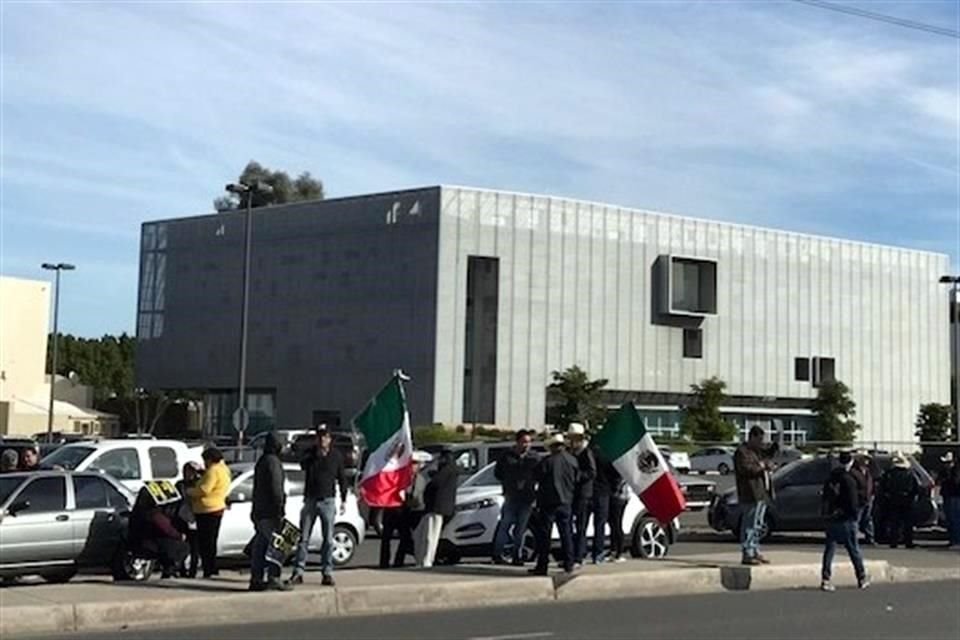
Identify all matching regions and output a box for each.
[937,451,960,549]
[877,452,920,549]
[567,423,596,567]
[529,433,578,576]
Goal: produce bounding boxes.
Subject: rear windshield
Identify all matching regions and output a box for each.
[0,477,25,504]
[40,446,96,470]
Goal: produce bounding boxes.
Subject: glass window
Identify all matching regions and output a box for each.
[40,445,95,471]
[74,476,109,509]
[683,328,703,359]
[142,225,156,250]
[229,475,254,503]
[781,459,831,486]
[89,448,141,481]
[0,477,25,505]
[814,357,836,387]
[670,257,717,314]
[16,477,66,512]
[149,447,178,479]
[462,464,499,488]
[104,481,131,509]
[795,358,810,381]
[453,450,479,473]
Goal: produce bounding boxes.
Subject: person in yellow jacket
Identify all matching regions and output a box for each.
[187,448,231,578]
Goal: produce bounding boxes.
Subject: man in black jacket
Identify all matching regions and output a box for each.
[492,430,539,565]
[820,451,869,592]
[568,423,595,566]
[289,427,348,586]
[529,434,579,576]
[877,453,920,549]
[417,450,458,567]
[250,432,289,592]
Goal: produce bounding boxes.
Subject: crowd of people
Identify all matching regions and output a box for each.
[0,444,40,473]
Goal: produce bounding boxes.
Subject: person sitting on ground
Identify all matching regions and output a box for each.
[128,487,189,579]
[0,449,19,473]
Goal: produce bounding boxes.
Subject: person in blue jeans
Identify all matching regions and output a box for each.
[249,433,290,591]
[492,430,539,565]
[734,427,777,565]
[288,427,347,587]
[821,451,869,592]
[937,452,960,548]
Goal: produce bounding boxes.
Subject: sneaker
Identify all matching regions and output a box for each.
[267,579,292,592]
[492,557,509,566]
[741,557,762,566]
[821,581,836,592]
[574,562,583,570]
[612,555,626,563]
[510,558,524,567]
[248,582,267,592]
[858,578,871,590]
[321,575,335,587]
[286,574,304,586]
[756,554,771,565]
[528,567,548,576]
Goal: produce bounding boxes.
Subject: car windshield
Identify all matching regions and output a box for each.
[461,464,498,488]
[40,445,96,470]
[772,459,806,481]
[0,477,25,504]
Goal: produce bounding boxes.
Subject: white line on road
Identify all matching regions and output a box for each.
[467,633,554,640]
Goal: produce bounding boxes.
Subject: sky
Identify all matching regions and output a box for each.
[1,0,958,338]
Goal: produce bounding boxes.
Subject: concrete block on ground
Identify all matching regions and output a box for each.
[0,604,75,637]
[721,560,889,591]
[889,565,960,583]
[555,567,722,601]
[336,577,555,616]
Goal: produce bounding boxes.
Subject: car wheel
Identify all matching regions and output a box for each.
[40,568,77,584]
[499,526,537,563]
[111,549,154,582]
[631,517,670,559]
[717,463,731,475]
[331,525,358,567]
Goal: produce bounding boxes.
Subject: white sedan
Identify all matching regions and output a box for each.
[437,463,677,564]
[220,463,365,567]
[689,447,737,475]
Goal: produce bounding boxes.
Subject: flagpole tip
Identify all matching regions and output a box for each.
[393,369,411,381]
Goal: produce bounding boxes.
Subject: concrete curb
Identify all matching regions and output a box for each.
[1,562,957,637]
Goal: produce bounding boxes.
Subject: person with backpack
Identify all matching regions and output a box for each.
[878,453,920,549]
[820,451,869,592]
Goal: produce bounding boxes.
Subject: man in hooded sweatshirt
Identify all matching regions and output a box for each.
[249,432,290,592]
[820,451,869,592]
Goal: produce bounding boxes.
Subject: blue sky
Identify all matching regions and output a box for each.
[2,1,958,338]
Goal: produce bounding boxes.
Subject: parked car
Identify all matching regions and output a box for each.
[674,467,716,510]
[689,446,736,475]
[436,462,677,564]
[421,441,548,485]
[0,470,136,583]
[248,430,311,456]
[708,453,938,540]
[39,439,204,493]
[659,446,691,474]
[770,446,806,469]
[221,463,365,567]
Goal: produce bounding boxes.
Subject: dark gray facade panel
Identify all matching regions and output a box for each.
[136,188,442,428]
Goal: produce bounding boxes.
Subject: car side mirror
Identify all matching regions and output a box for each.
[7,499,30,516]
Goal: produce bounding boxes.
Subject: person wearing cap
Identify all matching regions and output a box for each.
[567,422,595,567]
[820,451,869,592]
[877,452,920,549]
[529,433,579,576]
[850,452,876,545]
[0,449,19,473]
[416,448,459,568]
[492,429,539,565]
[937,451,960,548]
[734,426,778,565]
[289,427,348,586]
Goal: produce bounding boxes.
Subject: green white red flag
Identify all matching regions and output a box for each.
[354,372,414,508]
[594,402,686,524]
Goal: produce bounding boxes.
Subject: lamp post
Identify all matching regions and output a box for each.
[41,262,75,441]
[940,275,960,439]
[224,181,273,446]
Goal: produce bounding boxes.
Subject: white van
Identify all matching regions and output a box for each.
[39,440,204,493]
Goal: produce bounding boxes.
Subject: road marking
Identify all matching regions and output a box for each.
[468,633,554,640]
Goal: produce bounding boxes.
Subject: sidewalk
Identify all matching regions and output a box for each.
[2,549,957,637]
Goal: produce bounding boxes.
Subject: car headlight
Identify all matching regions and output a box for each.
[456,497,498,513]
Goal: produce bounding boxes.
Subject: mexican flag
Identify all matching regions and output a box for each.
[354,372,414,508]
[594,403,686,525]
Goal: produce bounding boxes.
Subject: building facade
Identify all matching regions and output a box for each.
[136,187,950,444]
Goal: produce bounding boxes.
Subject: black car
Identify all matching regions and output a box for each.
[708,453,938,540]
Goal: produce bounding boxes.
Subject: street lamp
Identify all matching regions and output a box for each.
[224,181,273,446]
[41,262,75,441]
[941,275,960,439]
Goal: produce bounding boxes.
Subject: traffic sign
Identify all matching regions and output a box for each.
[232,407,249,432]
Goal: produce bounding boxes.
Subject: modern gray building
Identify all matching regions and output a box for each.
[136,186,950,445]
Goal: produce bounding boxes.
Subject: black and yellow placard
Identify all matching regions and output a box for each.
[144,480,182,507]
[266,519,302,567]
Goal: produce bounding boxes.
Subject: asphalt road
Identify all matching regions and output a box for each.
[39,580,960,640]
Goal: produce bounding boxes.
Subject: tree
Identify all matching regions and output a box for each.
[546,366,609,431]
[214,161,324,211]
[915,403,953,442]
[680,376,737,443]
[811,379,861,444]
[47,333,135,405]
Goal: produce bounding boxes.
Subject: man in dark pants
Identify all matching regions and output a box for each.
[529,433,579,576]
[820,451,869,592]
[379,452,428,568]
[850,453,876,545]
[568,423,595,567]
[249,433,290,592]
[878,453,920,549]
[493,430,539,565]
[590,445,618,564]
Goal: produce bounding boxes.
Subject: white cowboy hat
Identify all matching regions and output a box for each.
[548,433,566,446]
[411,450,433,463]
[941,451,955,464]
[891,452,910,468]
[568,423,586,436]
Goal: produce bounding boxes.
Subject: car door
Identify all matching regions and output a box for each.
[774,459,833,530]
[0,476,72,565]
[220,472,255,556]
[71,475,129,565]
[88,447,143,493]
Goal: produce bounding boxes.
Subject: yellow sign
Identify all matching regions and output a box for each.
[144,480,182,506]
